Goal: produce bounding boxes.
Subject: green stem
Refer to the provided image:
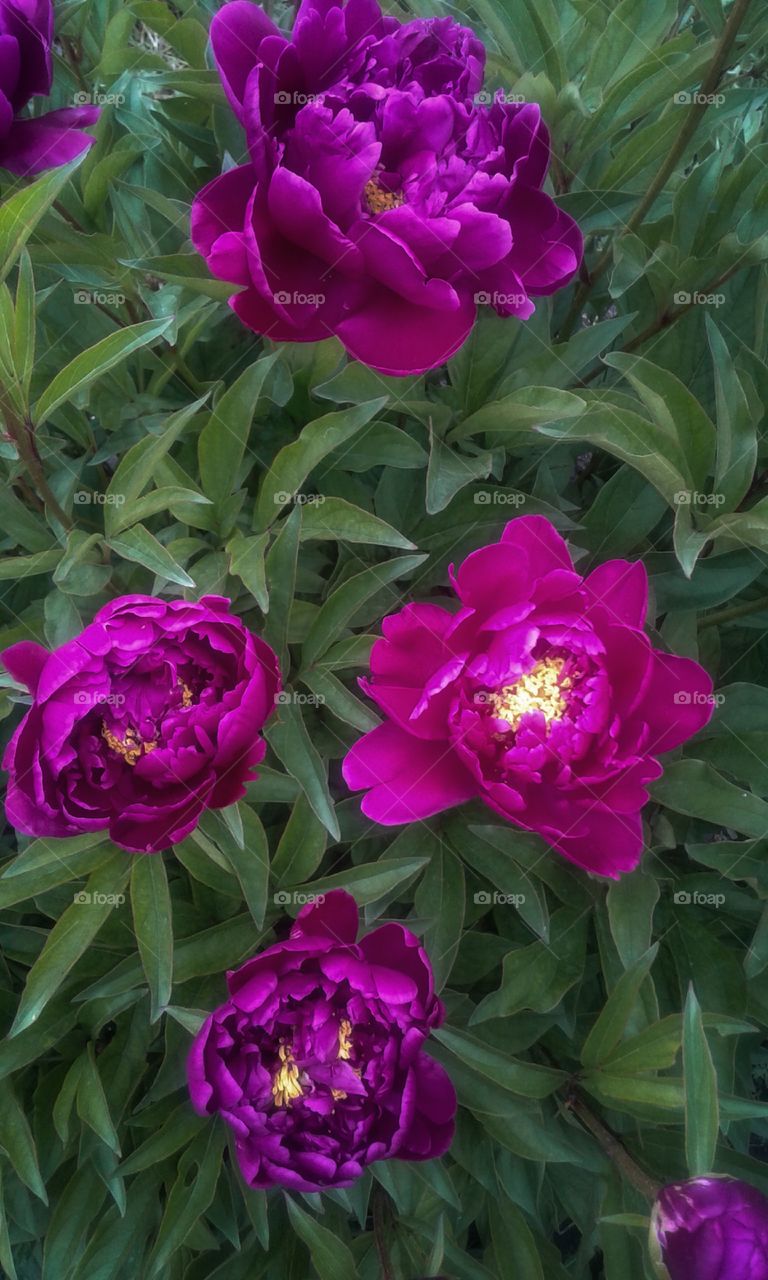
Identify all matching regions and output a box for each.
[700,593,768,628]
[372,1184,396,1280]
[559,0,753,338]
[0,392,72,531]
[573,260,752,386]
[568,1092,662,1201]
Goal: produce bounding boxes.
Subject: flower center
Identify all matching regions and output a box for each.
[272,1042,303,1108]
[337,1018,353,1060]
[100,678,194,766]
[271,1021,357,1107]
[364,178,404,213]
[489,657,571,732]
[101,723,158,766]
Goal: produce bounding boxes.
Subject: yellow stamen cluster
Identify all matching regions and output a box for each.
[271,1043,304,1107]
[101,723,158,766]
[489,657,571,733]
[337,1019,353,1060]
[272,1021,356,1108]
[364,178,405,213]
[178,680,193,708]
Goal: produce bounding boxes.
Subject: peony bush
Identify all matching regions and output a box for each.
[0,0,767,1278]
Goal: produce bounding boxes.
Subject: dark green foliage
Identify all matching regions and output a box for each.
[0,0,767,1277]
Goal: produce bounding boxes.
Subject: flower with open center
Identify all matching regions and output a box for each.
[2,595,280,852]
[187,890,455,1191]
[190,0,582,375]
[343,515,714,877]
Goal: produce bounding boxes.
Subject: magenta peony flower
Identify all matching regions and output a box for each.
[2,595,280,852]
[343,516,714,877]
[0,0,99,176]
[651,1177,768,1280]
[190,0,582,376]
[187,889,456,1191]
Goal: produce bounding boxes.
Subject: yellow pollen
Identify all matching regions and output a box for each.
[338,1019,353,1061]
[272,1043,303,1108]
[364,178,404,214]
[331,1088,348,1101]
[178,679,193,708]
[489,657,571,733]
[101,722,158,766]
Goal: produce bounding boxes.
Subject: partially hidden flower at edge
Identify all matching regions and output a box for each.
[650,1176,768,1280]
[0,0,99,176]
[2,594,280,852]
[187,888,456,1192]
[343,515,714,878]
[190,0,582,376]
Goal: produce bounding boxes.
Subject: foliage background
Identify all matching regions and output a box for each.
[1,0,768,1276]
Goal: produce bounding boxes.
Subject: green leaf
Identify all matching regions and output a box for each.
[707,315,757,512]
[130,855,173,1023]
[0,1167,18,1280]
[105,395,208,535]
[13,249,35,399]
[449,387,586,442]
[301,553,426,669]
[77,1045,121,1155]
[604,353,716,490]
[288,857,428,908]
[285,1198,358,1280]
[0,1079,47,1202]
[581,945,659,1068]
[202,806,270,929]
[491,1198,545,1280]
[254,399,387,528]
[683,985,719,1176]
[471,908,589,1023]
[106,524,195,587]
[119,1105,205,1176]
[300,669,380,731]
[414,840,465,991]
[0,549,62,580]
[9,855,131,1037]
[262,506,301,670]
[298,496,416,549]
[432,1026,566,1098]
[0,156,85,283]
[228,531,269,612]
[537,398,689,505]
[450,824,550,942]
[266,697,339,840]
[426,431,494,513]
[34,318,174,427]
[651,759,768,837]
[271,793,327,886]
[607,873,659,969]
[199,354,278,512]
[147,1126,226,1276]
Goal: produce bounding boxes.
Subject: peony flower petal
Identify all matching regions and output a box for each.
[335,285,476,377]
[636,650,715,754]
[583,559,648,628]
[2,640,48,694]
[0,106,98,176]
[343,722,477,823]
[210,0,282,119]
[291,889,360,946]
